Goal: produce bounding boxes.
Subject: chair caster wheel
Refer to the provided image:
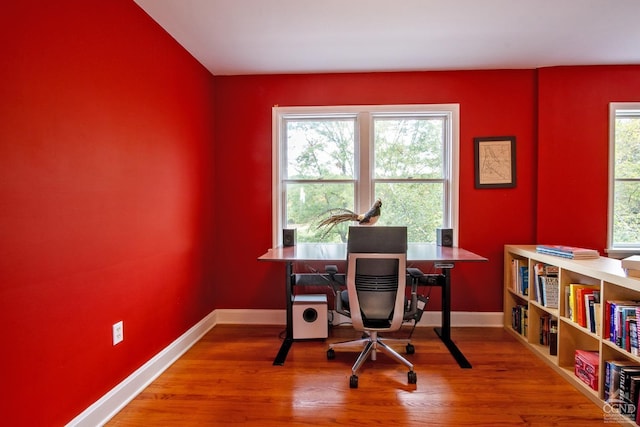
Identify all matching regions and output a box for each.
[350,375,358,388]
[327,348,335,360]
[408,370,417,384]
[406,343,415,354]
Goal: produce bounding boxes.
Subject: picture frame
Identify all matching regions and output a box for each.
[474,136,516,188]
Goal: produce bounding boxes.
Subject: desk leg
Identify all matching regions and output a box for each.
[434,266,472,369]
[273,261,294,366]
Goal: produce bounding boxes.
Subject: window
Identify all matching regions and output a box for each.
[272,104,459,245]
[609,103,640,253]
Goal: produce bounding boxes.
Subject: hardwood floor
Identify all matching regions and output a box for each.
[107,325,612,426]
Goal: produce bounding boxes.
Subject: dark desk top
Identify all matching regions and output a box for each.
[258,243,487,263]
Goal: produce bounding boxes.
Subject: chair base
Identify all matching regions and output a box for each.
[327,331,416,388]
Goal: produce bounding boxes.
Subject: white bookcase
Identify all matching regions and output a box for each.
[504,245,640,425]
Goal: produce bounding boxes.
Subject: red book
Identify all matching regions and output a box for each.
[576,287,597,328]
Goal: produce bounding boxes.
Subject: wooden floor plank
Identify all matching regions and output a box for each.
[107,325,613,426]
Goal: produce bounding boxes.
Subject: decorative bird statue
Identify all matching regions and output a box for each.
[316,198,382,237]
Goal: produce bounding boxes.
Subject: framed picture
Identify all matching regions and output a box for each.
[474,136,516,188]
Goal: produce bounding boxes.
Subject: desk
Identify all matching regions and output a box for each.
[258,243,487,368]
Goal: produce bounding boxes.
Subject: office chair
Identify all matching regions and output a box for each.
[326,226,417,389]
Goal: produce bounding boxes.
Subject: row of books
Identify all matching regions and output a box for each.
[528,265,603,335]
[510,258,528,296]
[511,304,528,336]
[533,263,559,309]
[510,306,558,356]
[536,244,599,260]
[566,284,601,335]
[604,359,640,422]
[606,301,640,355]
[540,314,558,356]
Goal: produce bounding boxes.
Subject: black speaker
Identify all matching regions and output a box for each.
[283,228,296,247]
[436,228,453,247]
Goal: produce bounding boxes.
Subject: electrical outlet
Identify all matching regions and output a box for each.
[112,321,124,346]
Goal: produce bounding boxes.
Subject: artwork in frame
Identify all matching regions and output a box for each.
[474,136,516,189]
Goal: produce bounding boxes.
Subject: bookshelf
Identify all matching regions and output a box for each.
[504,245,640,425]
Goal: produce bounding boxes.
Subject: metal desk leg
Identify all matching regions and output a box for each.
[273,261,294,365]
[433,265,472,369]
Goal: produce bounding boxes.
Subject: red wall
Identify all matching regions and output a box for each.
[213,71,538,312]
[0,2,216,425]
[537,66,640,251]
[4,2,638,425]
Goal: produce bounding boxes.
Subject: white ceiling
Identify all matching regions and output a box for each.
[134,0,640,76]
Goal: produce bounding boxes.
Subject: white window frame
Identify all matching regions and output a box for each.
[272,104,460,247]
[608,102,640,255]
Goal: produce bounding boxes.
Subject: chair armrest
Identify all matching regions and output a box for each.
[404,268,445,321]
[406,268,445,287]
[404,268,422,319]
[326,264,338,275]
[325,264,345,286]
[325,265,349,317]
[407,267,424,279]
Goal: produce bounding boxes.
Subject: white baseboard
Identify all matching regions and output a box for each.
[215,309,285,325]
[68,308,501,426]
[215,309,503,328]
[417,310,503,327]
[66,310,218,427]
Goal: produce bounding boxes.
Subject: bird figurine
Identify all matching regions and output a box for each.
[316,198,382,237]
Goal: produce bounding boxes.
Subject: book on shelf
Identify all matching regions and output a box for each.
[606,300,640,349]
[541,276,559,308]
[622,255,640,278]
[520,266,529,295]
[510,258,529,295]
[549,318,558,356]
[510,259,518,292]
[533,263,559,308]
[539,314,557,349]
[629,376,640,420]
[575,349,599,391]
[533,263,542,304]
[635,307,640,354]
[535,244,600,260]
[620,306,640,350]
[576,286,599,328]
[594,301,602,336]
[540,314,549,345]
[629,318,639,356]
[568,284,598,325]
[605,360,640,401]
[622,255,640,270]
[582,291,601,334]
[620,366,640,417]
[629,270,640,278]
[511,304,528,336]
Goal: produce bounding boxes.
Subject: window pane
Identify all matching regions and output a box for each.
[285,118,355,179]
[374,117,444,179]
[374,182,444,243]
[275,104,458,245]
[285,182,354,243]
[615,116,640,179]
[613,181,640,246]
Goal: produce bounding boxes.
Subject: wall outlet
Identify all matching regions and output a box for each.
[112,321,124,346]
